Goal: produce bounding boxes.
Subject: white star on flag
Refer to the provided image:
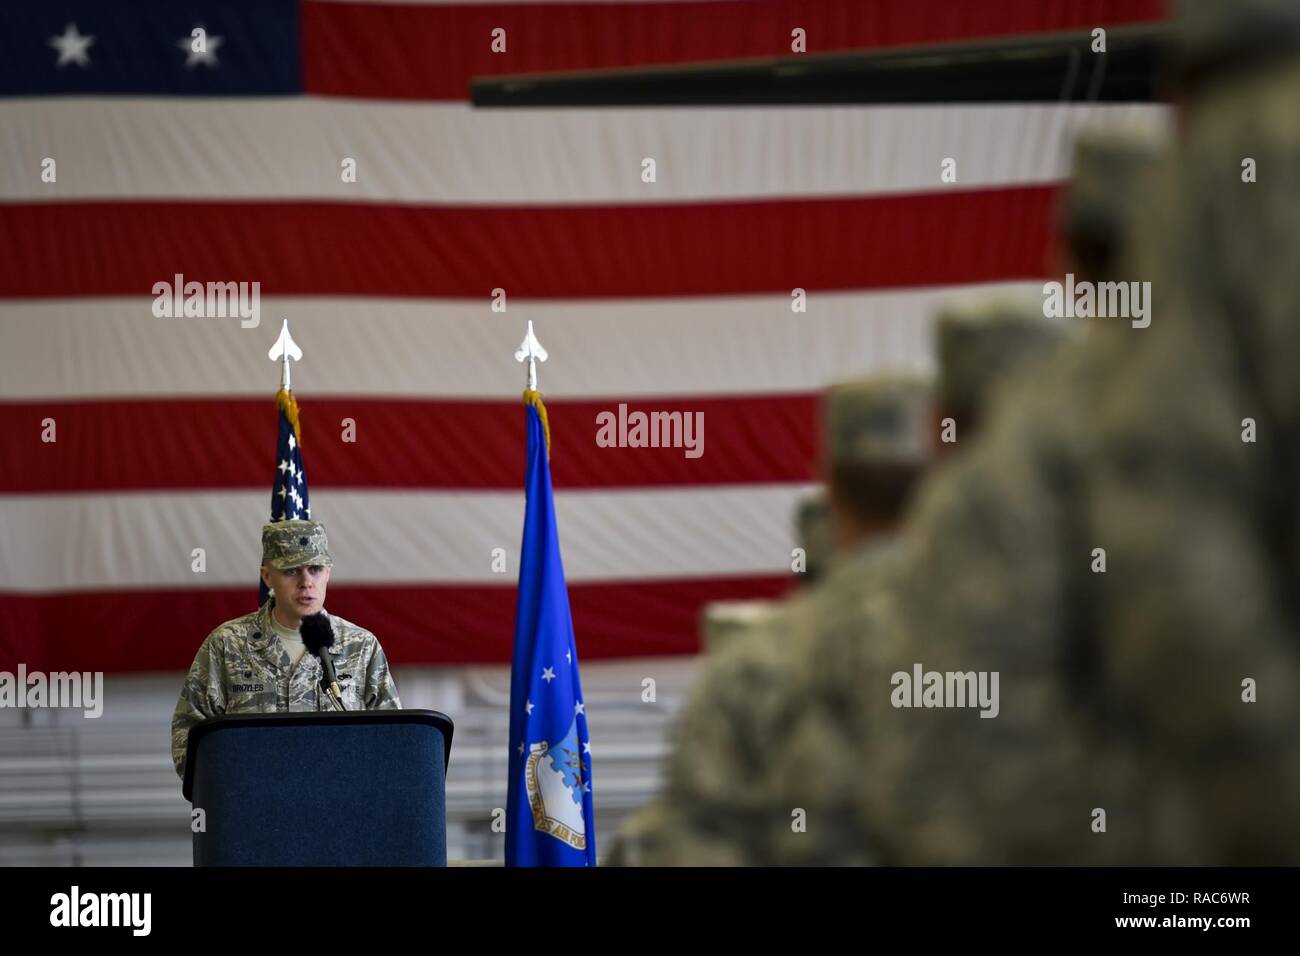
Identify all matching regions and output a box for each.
[541,667,556,683]
[582,741,591,755]
[178,29,223,69]
[516,740,524,756]
[524,699,534,715]
[48,23,94,68]
[574,701,585,715]
[288,433,296,451]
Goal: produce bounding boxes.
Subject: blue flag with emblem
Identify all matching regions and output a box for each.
[505,390,595,866]
[258,386,311,605]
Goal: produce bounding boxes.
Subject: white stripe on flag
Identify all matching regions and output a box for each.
[0,283,1049,399]
[0,484,816,592]
[0,99,1169,204]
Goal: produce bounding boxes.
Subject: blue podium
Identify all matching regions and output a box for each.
[182,709,454,867]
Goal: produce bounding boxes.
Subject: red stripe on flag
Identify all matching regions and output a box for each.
[0,395,820,492]
[0,575,794,672]
[0,187,1058,298]
[302,0,1167,101]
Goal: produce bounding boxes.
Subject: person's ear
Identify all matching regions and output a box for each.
[260,565,273,588]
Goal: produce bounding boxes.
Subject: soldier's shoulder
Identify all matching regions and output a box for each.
[203,610,263,647]
[325,612,381,648]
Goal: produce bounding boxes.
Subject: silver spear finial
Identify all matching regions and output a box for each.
[268,319,303,391]
[514,320,548,391]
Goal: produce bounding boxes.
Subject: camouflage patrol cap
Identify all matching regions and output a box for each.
[261,519,334,570]
[1174,0,1300,94]
[701,600,779,655]
[936,299,1066,421]
[1064,130,1166,279]
[825,373,933,468]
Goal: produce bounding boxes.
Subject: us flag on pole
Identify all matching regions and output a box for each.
[269,395,310,526]
[259,388,310,605]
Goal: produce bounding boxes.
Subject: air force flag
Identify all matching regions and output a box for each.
[505,391,596,866]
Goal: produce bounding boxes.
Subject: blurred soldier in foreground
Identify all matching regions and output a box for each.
[607,373,933,864]
[612,303,1065,865]
[700,489,833,659]
[805,133,1172,865]
[665,302,1064,865]
[933,297,1071,452]
[862,1,1300,864]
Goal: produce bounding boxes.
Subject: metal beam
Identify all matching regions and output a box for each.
[471,25,1169,107]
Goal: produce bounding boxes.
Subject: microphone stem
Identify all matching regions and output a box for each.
[323,682,346,711]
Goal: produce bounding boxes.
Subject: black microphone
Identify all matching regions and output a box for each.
[300,612,345,710]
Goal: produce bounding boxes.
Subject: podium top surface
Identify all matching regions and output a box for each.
[183,709,454,801]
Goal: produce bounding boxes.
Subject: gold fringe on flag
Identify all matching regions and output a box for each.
[522,388,551,459]
[276,388,302,446]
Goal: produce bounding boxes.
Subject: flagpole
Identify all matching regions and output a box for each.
[507,321,596,866]
[260,320,309,605]
[269,319,304,445]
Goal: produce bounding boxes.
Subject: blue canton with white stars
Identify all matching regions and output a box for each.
[271,410,310,523]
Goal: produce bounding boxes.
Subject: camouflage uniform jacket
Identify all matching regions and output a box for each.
[170,599,402,778]
[614,536,901,866]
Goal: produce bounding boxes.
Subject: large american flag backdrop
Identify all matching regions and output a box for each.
[0,0,1167,674]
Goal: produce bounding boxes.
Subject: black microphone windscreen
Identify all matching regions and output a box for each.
[299,612,335,655]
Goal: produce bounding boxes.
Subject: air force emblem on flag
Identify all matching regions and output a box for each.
[523,718,587,850]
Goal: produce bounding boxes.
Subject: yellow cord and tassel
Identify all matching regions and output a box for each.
[275,388,303,446]
[522,388,551,459]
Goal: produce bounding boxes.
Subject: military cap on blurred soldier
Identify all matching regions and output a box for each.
[934,298,1068,446]
[699,375,934,658]
[823,373,932,550]
[1063,129,1166,282]
[170,519,402,780]
[1173,0,1300,97]
[700,601,781,656]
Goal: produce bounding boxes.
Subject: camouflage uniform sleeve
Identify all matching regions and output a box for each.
[362,639,402,710]
[855,358,1104,864]
[616,615,810,866]
[606,795,748,867]
[170,631,228,781]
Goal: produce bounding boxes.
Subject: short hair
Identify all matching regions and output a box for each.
[828,460,925,525]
